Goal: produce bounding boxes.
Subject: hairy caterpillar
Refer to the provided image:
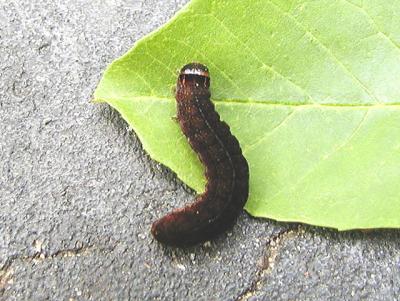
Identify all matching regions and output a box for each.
[151,63,249,246]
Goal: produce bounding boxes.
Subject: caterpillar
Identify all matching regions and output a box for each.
[151,63,249,246]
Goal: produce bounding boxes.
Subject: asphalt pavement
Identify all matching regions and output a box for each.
[0,1,399,300]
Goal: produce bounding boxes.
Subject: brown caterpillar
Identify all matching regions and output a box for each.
[151,63,249,246]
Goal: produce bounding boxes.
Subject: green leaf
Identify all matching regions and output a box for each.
[94,0,400,230]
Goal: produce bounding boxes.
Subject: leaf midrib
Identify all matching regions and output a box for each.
[95,95,400,109]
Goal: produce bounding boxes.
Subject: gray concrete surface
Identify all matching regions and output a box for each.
[0,0,399,300]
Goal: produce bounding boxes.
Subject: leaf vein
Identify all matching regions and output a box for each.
[164,37,248,99]
[206,13,316,103]
[342,0,400,53]
[98,95,400,108]
[268,108,371,202]
[243,109,296,154]
[267,0,381,103]
[143,44,177,77]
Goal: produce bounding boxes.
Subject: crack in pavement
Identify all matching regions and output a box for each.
[235,225,302,301]
[0,243,118,294]
[0,265,13,293]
